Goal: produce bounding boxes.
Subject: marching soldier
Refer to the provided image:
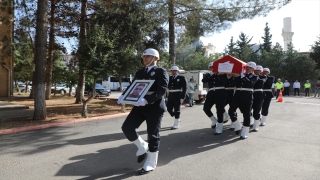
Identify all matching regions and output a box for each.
[167,65,187,130]
[202,62,228,134]
[228,62,258,139]
[261,68,275,126]
[225,74,236,130]
[251,65,267,132]
[118,48,169,175]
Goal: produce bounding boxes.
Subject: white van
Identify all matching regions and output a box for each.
[179,70,209,103]
[102,76,132,91]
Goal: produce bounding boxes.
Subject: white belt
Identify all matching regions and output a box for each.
[169,89,182,92]
[209,87,225,91]
[253,89,263,92]
[263,89,272,92]
[236,88,253,91]
[145,91,154,95]
[225,87,234,90]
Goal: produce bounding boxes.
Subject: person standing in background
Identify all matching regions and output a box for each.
[304,80,311,97]
[314,80,320,98]
[187,78,195,107]
[293,80,300,96]
[275,78,284,100]
[283,80,290,96]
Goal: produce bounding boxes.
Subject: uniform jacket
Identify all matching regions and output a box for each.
[123,66,169,112]
[263,75,275,98]
[232,73,258,99]
[253,75,267,89]
[202,73,228,99]
[168,74,187,100]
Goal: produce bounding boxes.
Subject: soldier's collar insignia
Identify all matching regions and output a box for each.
[177,79,180,82]
[151,71,155,76]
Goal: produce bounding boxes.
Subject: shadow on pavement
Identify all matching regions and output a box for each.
[55,127,239,179]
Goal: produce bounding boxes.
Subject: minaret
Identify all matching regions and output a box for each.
[281,17,294,51]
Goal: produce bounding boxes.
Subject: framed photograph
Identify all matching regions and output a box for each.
[120,80,155,105]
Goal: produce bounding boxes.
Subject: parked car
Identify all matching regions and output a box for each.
[85,83,111,97]
[18,85,31,93]
[51,83,76,95]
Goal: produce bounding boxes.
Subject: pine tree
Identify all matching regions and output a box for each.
[261,22,273,52]
[310,36,320,70]
[235,32,255,59]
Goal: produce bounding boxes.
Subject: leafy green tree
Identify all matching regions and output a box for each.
[261,22,273,52]
[261,43,284,79]
[309,36,320,70]
[160,0,291,65]
[77,25,115,118]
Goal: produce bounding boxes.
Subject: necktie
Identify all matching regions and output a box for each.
[145,68,148,74]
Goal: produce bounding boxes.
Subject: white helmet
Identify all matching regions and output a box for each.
[171,66,179,71]
[208,62,214,68]
[255,65,263,71]
[141,48,160,60]
[263,68,270,73]
[246,61,256,69]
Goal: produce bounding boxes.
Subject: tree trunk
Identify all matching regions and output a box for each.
[81,78,96,118]
[75,0,87,104]
[45,0,56,100]
[33,0,48,120]
[168,0,176,65]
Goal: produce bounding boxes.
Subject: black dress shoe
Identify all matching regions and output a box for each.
[229,128,235,131]
[235,130,241,135]
[223,120,229,124]
[211,125,216,129]
[137,153,147,163]
[239,136,246,140]
[138,168,152,175]
[214,132,222,135]
[171,127,178,130]
[252,129,258,132]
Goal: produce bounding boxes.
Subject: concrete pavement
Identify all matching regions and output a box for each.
[0,96,319,179]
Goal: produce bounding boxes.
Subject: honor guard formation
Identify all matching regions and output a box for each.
[117,48,275,175]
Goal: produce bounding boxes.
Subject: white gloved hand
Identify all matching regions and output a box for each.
[117,95,124,104]
[135,98,148,106]
[180,99,184,104]
[240,68,245,78]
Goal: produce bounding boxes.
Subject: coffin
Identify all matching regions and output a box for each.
[212,55,246,74]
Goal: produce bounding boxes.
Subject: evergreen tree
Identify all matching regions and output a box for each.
[309,36,320,70]
[224,36,237,56]
[261,22,273,52]
[235,32,255,59]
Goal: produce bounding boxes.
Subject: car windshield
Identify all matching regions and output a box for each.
[95,84,104,89]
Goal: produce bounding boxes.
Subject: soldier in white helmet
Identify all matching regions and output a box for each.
[118,48,169,175]
[251,65,267,132]
[228,62,258,139]
[261,67,275,126]
[202,62,229,134]
[167,65,187,130]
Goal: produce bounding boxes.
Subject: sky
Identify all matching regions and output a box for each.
[200,0,320,53]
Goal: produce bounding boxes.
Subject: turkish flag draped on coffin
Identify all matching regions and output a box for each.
[212,55,246,74]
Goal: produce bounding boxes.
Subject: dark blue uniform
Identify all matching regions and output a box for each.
[122,66,169,152]
[202,73,228,123]
[261,75,275,116]
[167,75,187,119]
[228,73,258,127]
[252,75,267,120]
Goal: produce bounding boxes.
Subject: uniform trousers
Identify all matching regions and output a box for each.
[275,89,281,99]
[284,87,290,96]
[305,88,310,97]
[228,91,253,127]
[122,106,163,152]
[261,92,273,116]
[203,90,227,123]
[294,88,300,96]
[167,96,181,119]
[252,91,264,120]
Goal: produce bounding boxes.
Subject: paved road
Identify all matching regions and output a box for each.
[0,96,319,180]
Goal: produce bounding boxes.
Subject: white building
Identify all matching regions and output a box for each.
[62,54,76,65]
[281,17,294,51]
[202,43,216,57]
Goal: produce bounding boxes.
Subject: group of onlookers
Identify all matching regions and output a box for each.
[273,79,320,98]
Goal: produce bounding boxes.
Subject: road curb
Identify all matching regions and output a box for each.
[0,104,189,135]
[0,112,130,135]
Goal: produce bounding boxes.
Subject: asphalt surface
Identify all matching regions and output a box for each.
[0,96,319,180]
